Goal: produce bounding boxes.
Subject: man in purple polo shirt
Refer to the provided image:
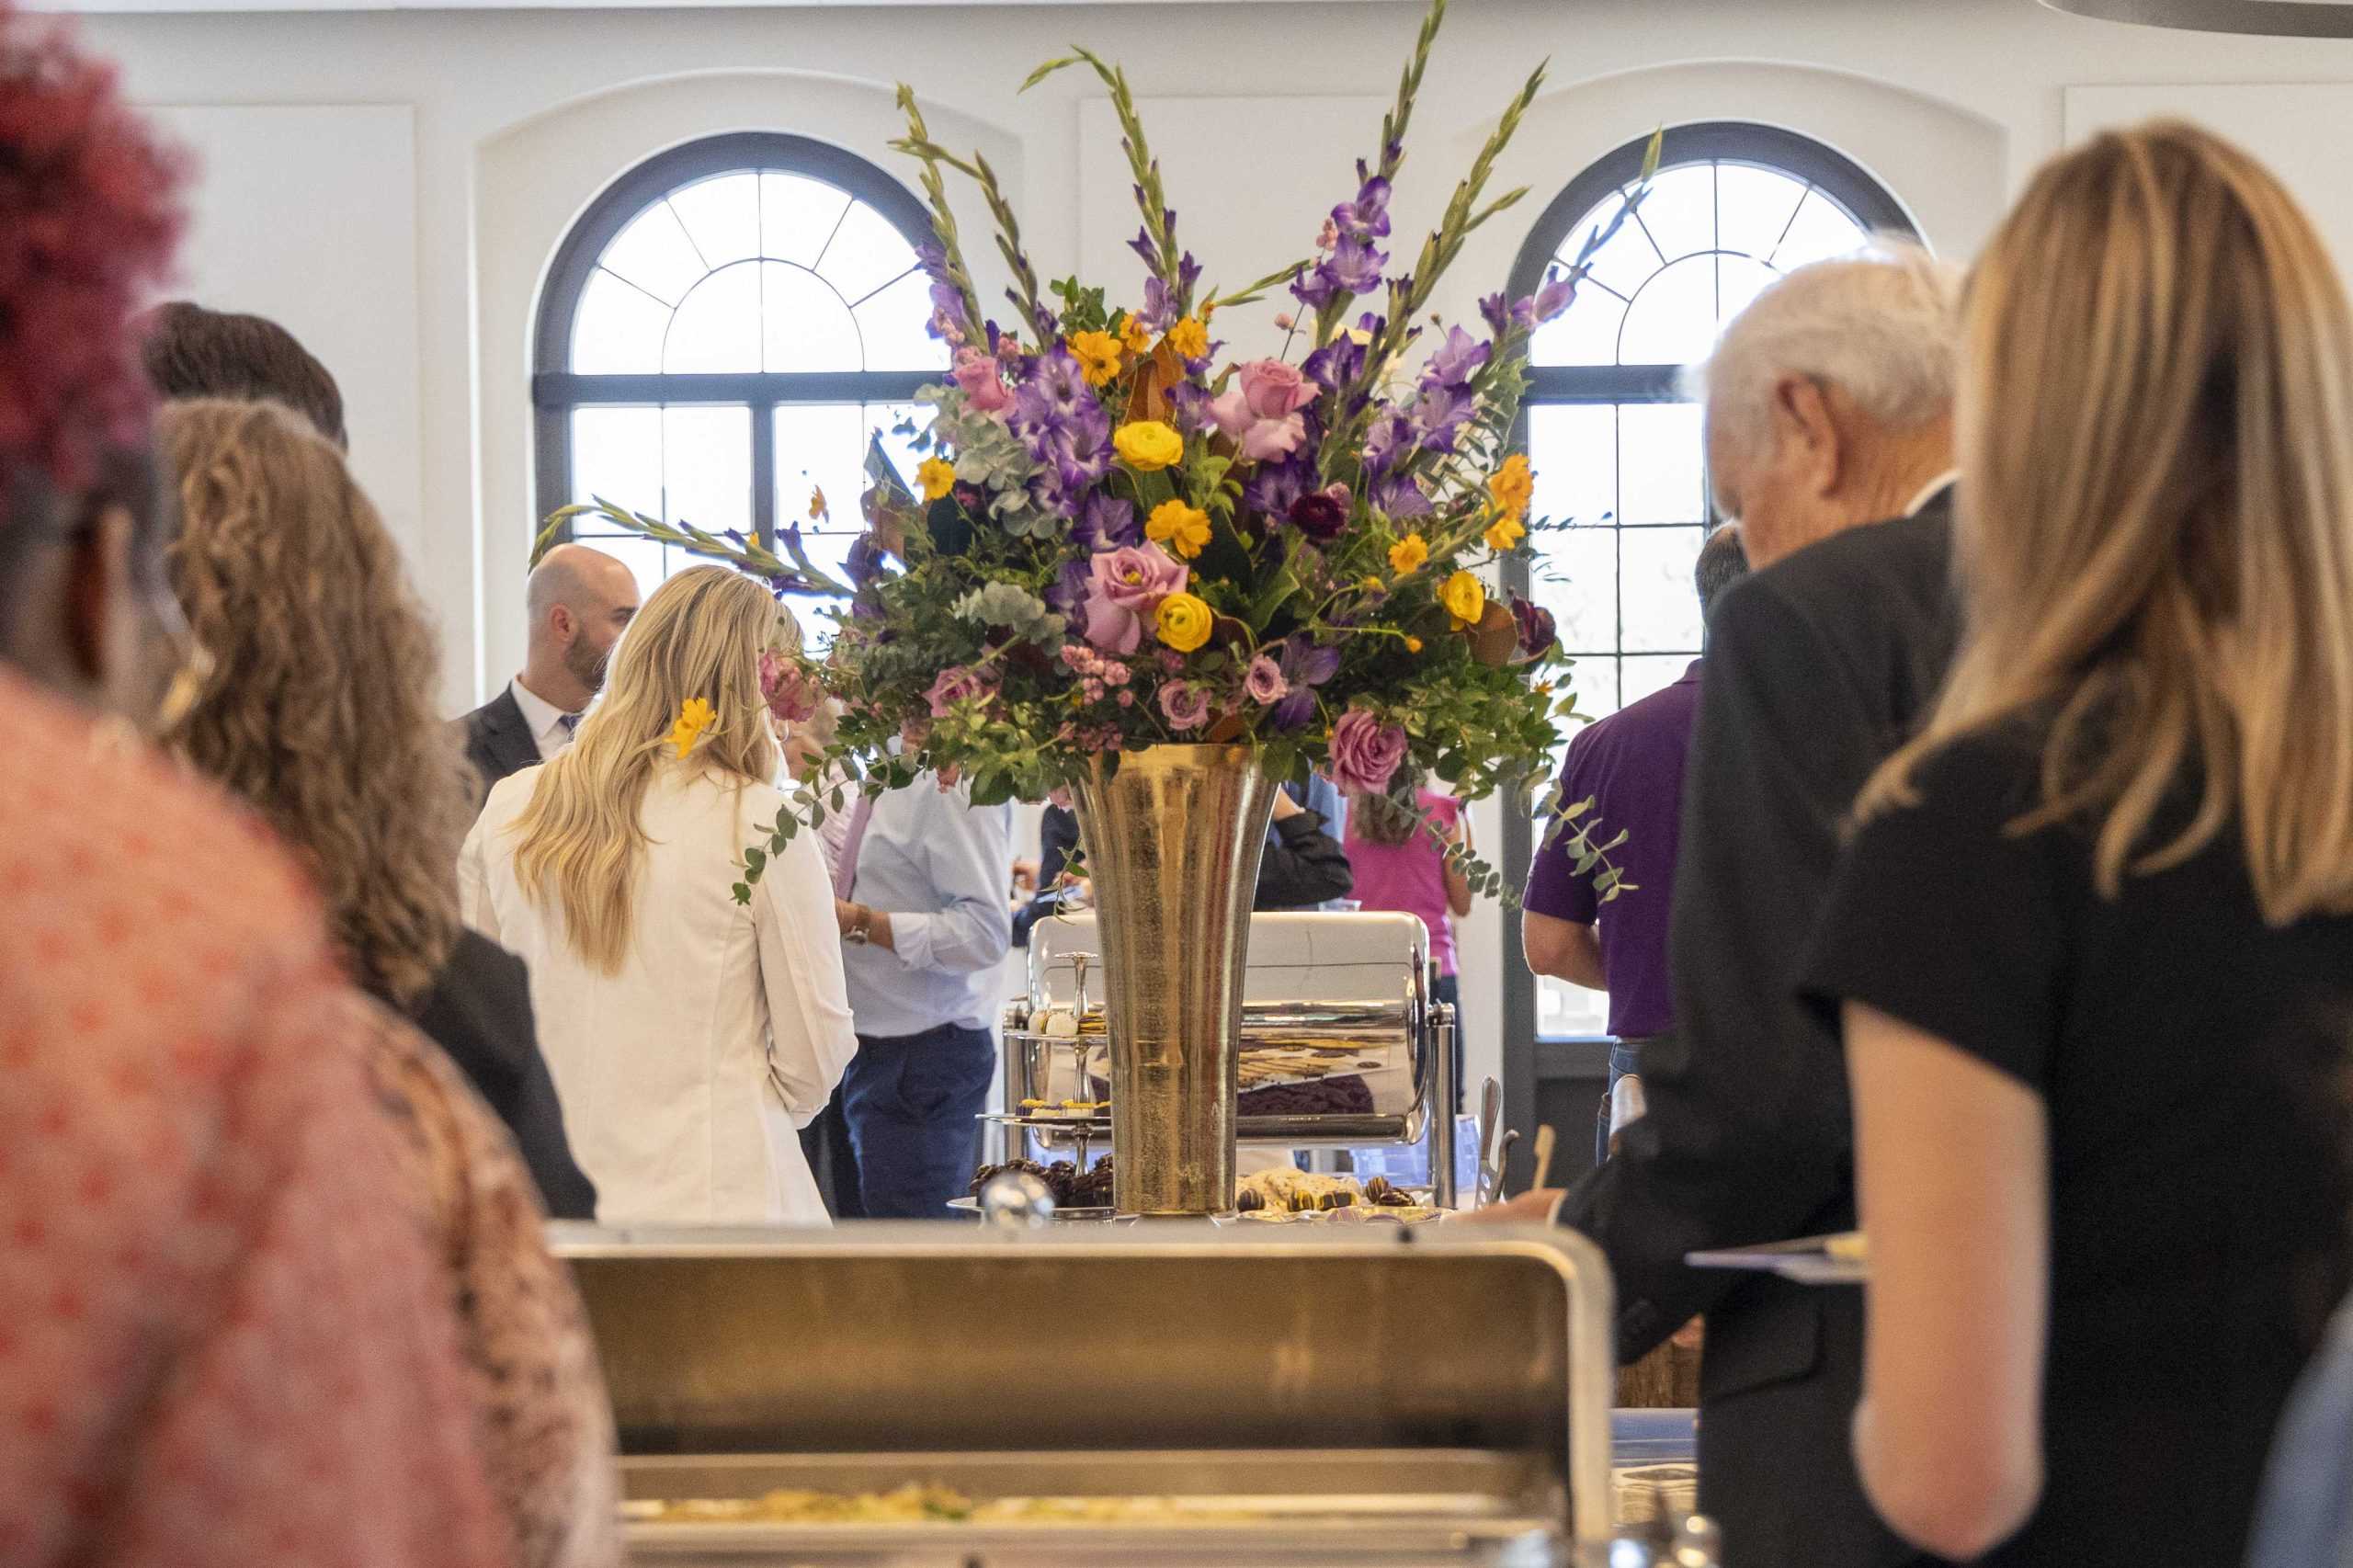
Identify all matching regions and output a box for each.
[1524,522,1748,1163]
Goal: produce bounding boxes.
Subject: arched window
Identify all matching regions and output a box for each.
[532,132,943,601]
[1504,123,1918,1046]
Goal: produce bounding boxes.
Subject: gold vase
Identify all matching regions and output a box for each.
[1068,744,1279,1218]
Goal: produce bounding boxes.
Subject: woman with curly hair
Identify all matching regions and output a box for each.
[158,395,596,1222]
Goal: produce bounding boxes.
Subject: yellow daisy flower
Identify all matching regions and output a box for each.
[669,697,716,759]
[1388,533,1429,576]
[1484,513,1527,552]
[1118,314,1154,355]
[1146,499,1212,560]
[917,457,956,501]
[1488,452,1533,519]
[1070,329,1123,387]
[1165,316,1210,360]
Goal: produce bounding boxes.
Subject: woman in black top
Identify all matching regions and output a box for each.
[1803,123,2353,1566]
[158,399,597,1221]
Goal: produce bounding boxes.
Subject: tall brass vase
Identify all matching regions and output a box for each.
[1068,744,1279,1218]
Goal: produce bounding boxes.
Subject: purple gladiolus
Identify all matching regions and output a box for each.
[1363,410,1415,478]
[1073,494,1140,551]
[1302,333,1364,391]
[1047,556,1094,619]
[1328,708,1408,793]
[1531,269,1581,323]
[1269,687,1317,733]
[1331,175,1392,244]
[1421,325,1491,390]
[1242,457,1309,520]
[1284,641,1342,688]
[1370,472,1433,519]
[1479,292,1513,335]
[1410,383,1478,454]
[1137,277,1175,333]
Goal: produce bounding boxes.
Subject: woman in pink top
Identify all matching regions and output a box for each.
[1345,789,1472,1105]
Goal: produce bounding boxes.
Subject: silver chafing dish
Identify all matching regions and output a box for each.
[556,1221,1617,1565]
[1000,911,1460,1206]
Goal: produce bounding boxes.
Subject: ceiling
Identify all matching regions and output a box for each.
[2041,0,2353,34]
[47,0,1400,11]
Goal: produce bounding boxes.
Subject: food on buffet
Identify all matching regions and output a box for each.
[632,1488,1259,1526]
[971,1155,1115,1208]
[1235,1074,1376,1118]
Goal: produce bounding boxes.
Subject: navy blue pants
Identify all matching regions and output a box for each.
[841,1021,995,1219]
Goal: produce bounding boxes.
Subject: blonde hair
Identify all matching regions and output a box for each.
[161,398,474,1006]
[1863,120,2353,925]
[507,565,782,971]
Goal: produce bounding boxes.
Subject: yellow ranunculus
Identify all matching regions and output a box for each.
[1155,591,1214,653]
[1071,329,1123,387]
[669,697,716,759]
[1166,316,1210,360]
[1115,420,1185,472]
[1146,499,1212,560]
[1388,533,1429,575]
[1119,314,1154,355]
[917,457,957,501]
[1488,452,1533,519]
[1440,570,1485,631]
[1483,513,1527,552]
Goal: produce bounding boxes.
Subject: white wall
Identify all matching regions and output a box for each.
[76,0,2353,1091]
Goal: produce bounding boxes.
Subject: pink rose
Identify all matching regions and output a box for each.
[1209,358,1318,461]
[952,347,1013,416]
[759,651,823,724]
[1327,707,1408,793]
[1083,543,1188,653]
[925,664,997,718]
[1159,680,1211,732]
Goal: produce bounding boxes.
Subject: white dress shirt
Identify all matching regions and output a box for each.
[507,676,580,763]
[1904,469,1961,517]
[460,764,857,1226]
[839,774,1013,1038]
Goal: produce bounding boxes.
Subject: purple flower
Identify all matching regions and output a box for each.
[1421,325,1491,390]
[1158,681,1211,732]
[1511,597,1559,657]
[1209,358,1317,462]
[1531,268,1581,323]
[1370,472,1432,519]
[1178,253,1202,298]
[846,533,894,589]
[1331,175,1392,244]
[1291,235,1386,311]
[1047,556,1095,619]
[1363,410,1415,478]
[1269,687,1317,733]
[1302,333,1364,392]
[1083,543,1188,653]
[1136,276,1176,334]
[1243,654,1290,707]
[1409,383,1478,454]
[1284,640,1342,688]
[1243,457,1309,519]
[1167,381,1212,433]
[1479,292,1512,335]
[1072,494,1140,551]
[925,664,997,719]
[1013,349,1089,426]
[1327,708,1408,792]
[1287,489,1348,543]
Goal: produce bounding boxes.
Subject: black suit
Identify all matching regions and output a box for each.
[1556,496,1958,1568]
[413,928,598,1221]
[460,686,542,793]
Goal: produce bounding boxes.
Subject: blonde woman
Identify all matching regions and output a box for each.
[1801,124,2353,1565]
[160,399,595,1222]
[461,565,856,1225]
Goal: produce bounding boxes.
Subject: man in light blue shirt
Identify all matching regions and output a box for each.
[829,770,1014,1218]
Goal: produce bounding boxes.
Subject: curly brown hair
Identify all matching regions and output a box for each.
[160,398,474,1006]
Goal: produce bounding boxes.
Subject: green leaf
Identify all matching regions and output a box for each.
[731,883,753,905]
[1564,796,1594,820]
[1019,52,1085,93]
[1246,566,1301,632]
[744,846,767,878]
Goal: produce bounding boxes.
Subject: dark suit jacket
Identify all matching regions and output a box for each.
[1556,495,1958,1568]
[413,928,598,1221]
[460,687,540,794]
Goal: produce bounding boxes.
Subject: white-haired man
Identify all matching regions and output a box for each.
[1489,243,1962,1567]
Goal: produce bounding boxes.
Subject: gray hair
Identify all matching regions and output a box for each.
[1687,238,1961,456]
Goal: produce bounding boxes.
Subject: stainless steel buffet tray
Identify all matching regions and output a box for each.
[554,1224,1616,1565]
[619,1449,1565,1565]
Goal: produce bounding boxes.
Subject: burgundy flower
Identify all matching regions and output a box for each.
[1287,489,1348,543]
[1512,596,1559,658]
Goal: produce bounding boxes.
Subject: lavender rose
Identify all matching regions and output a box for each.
[1243,653,1290,706]
[1327,707,1408,792]
[952,347,1013,416]
[1158,681,1211,732]
[1209,358,1319,461]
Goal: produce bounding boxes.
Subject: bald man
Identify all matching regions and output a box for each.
[460,543,641,790]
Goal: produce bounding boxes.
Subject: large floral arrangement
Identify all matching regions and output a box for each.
[543,0,1648,904]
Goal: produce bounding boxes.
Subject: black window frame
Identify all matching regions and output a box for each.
[532,131,942,552]
[1494,121,1918,1180]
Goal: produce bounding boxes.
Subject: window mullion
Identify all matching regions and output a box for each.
[751,401,777,554]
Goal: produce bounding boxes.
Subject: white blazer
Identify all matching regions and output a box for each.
[460,763,857,1227]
